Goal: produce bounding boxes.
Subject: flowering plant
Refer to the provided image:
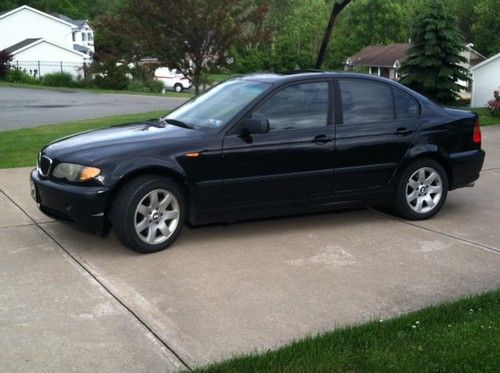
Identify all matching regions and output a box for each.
[488,91,500,117]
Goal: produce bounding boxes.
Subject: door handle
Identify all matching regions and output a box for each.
[313,135,334,144]
[394,127,412,136]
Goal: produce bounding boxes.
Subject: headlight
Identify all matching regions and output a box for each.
[52,163,101,182]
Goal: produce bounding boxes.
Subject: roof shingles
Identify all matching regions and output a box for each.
[3,38,42,54]
[347,43,410,68]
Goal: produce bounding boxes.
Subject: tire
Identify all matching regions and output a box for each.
[393,159,448,220]
[111,175,186,253]
[174,84,183,93]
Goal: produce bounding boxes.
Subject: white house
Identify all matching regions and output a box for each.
[471,53,500,108]
[52,13,95,55]
[0,5,93,78]
[5,38,89,77]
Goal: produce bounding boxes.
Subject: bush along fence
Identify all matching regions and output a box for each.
[2,60,167,93]
[8,60,88,80]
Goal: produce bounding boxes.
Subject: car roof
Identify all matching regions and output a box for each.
[238,70,391,83]
[237,70,429,102]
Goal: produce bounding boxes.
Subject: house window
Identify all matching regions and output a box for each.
[88,33,93,42]
[82,33,86,42]
[72,32,76,42]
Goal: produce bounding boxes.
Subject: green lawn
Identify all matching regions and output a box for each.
[471,107,499,126]
[197,290,500,372]
[0,111,166,169]
[0,81,194,98]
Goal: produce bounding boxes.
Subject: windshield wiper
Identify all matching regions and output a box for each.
[159,118,193,129]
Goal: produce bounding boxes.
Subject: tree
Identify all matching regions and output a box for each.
[472,0,500,57]
[315,0,353,69]
[100,0,268,94]
[0,50,13,80]
[325,0,408,69]
[0,0,120,19]
[230,0,331,72]
[400,0,468,104]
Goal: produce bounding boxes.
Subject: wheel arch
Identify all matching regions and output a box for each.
[392,147,454,190]
[104,166,194,228]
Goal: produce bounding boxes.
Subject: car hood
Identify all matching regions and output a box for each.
[43,120,198,161]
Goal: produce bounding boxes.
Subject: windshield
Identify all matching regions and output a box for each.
[165,79,271,129]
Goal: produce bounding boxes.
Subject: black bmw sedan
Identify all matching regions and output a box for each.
[31,72,485,253]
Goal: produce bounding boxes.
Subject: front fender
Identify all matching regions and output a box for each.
[109,155,187,185]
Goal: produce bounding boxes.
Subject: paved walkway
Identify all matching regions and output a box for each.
[1,127,499,371]
[0,87,187,131]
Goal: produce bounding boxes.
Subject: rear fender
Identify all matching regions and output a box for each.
[389,144,453,188]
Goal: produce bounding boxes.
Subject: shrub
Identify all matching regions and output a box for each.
[77,77,95,89]
[128,78,165,94]
[93,62,129,90]
[146,79,164,93]
[42,72,78,87]
[0,50,12,79]
[128,79,151,93]
[4,69,39,84]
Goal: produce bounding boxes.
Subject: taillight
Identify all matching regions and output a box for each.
[473,120,481,145]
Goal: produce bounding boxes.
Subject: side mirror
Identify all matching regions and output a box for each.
[242,118,269,135]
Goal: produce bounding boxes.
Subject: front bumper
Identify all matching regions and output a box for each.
[30,169,110,233]
[448,149,486,190]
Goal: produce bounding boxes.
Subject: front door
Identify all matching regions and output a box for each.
[222,81,335,206]
[334,78,420,192]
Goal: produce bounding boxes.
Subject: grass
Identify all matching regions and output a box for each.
[471,107,499,126]
[197,290,500,372]
[0,111,166,169]
[0,81,194,98]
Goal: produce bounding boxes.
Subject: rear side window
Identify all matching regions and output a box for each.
[393,89,419,119]
[252,82,329,132]
[339,79,394,125]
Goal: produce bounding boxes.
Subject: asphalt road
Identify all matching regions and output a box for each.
[0,87,188,131]
[1,127,499,371]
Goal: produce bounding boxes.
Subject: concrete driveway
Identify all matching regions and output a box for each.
[0,87,187,131]
[1,126,500,371]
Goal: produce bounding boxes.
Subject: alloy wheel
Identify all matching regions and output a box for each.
[134,188,180,244]
[405,167,443,214]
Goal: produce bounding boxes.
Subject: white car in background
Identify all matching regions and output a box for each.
[154,67,192,92]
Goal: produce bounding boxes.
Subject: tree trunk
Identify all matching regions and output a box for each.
[315,0,352,69]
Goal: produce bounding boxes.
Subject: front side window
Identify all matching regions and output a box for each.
[339,79,394,125]
[252,82,329,132]
[88,32,93,41]
[166,79,270,129]
[82,33,86,42]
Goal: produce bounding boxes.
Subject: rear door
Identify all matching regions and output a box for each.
[334,78,419,192]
